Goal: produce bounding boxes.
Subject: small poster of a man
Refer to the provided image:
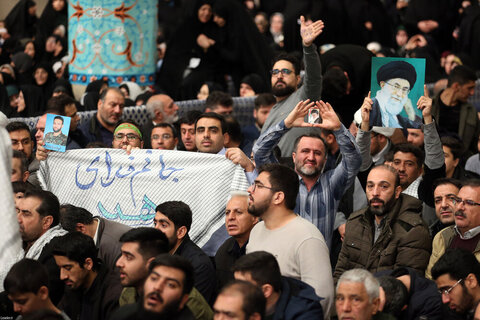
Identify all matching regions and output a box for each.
[44,114,70,152]
[369,57,426,129]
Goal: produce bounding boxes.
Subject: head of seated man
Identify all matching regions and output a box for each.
[391,143,425,191]
[433,178,462,227]
[151,123,178,150]
[112,120,144,150]
[4,259,62,317]
[195,112,229,154]
[213,280,266,320]
[141,254,194,316]
[205,91,234,115]
[7,121,34,160]
[432,249,480,317]
[12,150,30,182]
[336,269,381,320]
[178,110,202,152]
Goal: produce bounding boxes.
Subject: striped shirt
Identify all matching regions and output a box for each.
[253,121,361,248]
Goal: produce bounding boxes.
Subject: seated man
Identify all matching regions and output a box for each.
[441,136,479,180]
[178,111,201,152]
[242,93,275,146]
[4,259,69,319]
[215,191,258,289]
[110,254,195,320]
[213,280,266,320]
[142,94,179,148]
[334,165,431,280]
[112,120,144,151]
[154,201,216,303]
[233,251,323,320]
[431,249,480,318]
[151,123,178,150]
[426,180,480,279]
[116,228,212,319]
[335,269,381,320]
[51,232,122,320]
[59,204,131,273]
[11,150,29,182]
[430,178,461,238]
[205,91,234,115]
[80,87,125,146]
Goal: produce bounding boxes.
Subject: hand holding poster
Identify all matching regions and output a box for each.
[38,149,249,247]
[44,114,71,152]
[368,57,426,129]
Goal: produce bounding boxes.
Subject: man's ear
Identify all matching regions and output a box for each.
[84,257,94,271]
[379,81,386,89]
[371,297,380,315]
[42,215,54,231]
[154,109,163,122]
[22,170,30,182]
[146,256,155,269]
[223,132,230,146]
[76,223,87,233]
[260,284,274,299]
[466,273,478,290]
[292,151,296,163]
[205,107,211,113]
[37,285,49,300]
[272,191,285,205]
[249,313,262,320]
[394,185,402,199]
[176,226,188,241]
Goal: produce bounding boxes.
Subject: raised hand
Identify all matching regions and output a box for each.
[36,140,51,161]
[284,100,316,128]
[360,91,373,131]
[417,85,432,124]
[316,100,341,131]
[226,148,255,172]
[300,16,324,47]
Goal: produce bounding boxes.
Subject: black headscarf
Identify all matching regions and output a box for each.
[36,0,68,45]
[33,62,55,101]
[82,79,108,110]
[212,0,273,92]
[20,84,46,117]
[5,0,37,39]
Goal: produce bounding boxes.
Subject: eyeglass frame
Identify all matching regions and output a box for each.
[250,181,277,192]
[113,133,141,141]
[270,68,294,76]
[384,81,410,95]
[152,133,173,140]
[451,197,480,207]
[437,278,463,296]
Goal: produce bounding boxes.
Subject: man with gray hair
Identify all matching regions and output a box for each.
[335,269,381,320]
[142,94,179,148]
[215,191,259,289]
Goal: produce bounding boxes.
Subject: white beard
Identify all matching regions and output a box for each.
[376,88,409,128]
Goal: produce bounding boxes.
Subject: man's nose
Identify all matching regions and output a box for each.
[441,293,450,304]
[13,303,22,313]
[341,300,352,312]
[60,269,68,280]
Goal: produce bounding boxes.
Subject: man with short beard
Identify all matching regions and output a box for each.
[432,249,480,318]
[334,165,431,281]
[110,254,195,320]
[260,16,324,157]
[253,99,361,249]
[426,180,480,280]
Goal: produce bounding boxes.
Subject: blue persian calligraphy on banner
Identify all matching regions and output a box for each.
[68,0,156,85]
[38,149,249,246]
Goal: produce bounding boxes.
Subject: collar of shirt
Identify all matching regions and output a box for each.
[402,176,422,199]
[217,147,226,155]
[93,217,100,245]
[455,225,480,239]
[372,139,391,164]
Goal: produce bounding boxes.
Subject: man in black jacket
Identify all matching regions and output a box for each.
[51,232,122,320]
[154,201,216,303]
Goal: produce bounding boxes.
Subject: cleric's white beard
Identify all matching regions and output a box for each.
[376,88,408,116]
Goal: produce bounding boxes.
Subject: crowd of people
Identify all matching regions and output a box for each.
[1,0,480,319]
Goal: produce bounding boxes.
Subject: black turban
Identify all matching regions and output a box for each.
[377,61,417,88]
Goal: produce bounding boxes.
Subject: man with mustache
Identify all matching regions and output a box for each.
[429,178,462,238]
[111,254,195,320]
[334,164,431,281]
[142,94,179,148]
[426,180,480,280]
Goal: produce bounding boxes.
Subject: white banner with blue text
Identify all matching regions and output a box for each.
[38,149,249,246]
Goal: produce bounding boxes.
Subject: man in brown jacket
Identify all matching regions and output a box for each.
[334,165,431,281]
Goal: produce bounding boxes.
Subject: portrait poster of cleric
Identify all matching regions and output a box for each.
[44,114,70,152]
[369,57,426,129]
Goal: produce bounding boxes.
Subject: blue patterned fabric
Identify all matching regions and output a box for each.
[68,0,157,86]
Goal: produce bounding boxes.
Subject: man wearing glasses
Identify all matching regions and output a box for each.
[260,16,324,157]
[368,60,421,129]
[112,120,143,151]
[427,180,480,280]
[431,248,480,317]
[151,123,178,150]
